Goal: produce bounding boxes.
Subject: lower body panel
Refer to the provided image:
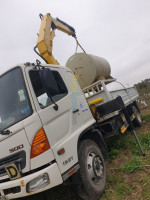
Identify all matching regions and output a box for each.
[0,163,63,199]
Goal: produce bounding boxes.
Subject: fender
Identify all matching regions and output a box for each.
[77,126,109,160]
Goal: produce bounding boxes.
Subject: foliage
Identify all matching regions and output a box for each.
[134,78,150,96]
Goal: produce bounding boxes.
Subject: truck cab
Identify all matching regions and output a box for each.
[0,61,143,200]
[0,63,95,199]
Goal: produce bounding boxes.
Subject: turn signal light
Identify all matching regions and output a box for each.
[30,128,50,159]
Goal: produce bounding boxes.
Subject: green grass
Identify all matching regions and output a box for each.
[119,156,142,173]
[142,113,150,122]
[103,175,133,200]
[104,183,128,200]
[140,133,150,150]
[107,131,150,159]
[129,132,150,155]
[142,177,150,200]
[106,133,130,160]
[102,124,150,200]
[115,183,129,199]
[108,148,120,160]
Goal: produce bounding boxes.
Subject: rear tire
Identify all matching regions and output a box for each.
[133,106,142,127]
[72,139,106,200]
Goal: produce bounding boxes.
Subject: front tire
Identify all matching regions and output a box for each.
[72,139,106,200]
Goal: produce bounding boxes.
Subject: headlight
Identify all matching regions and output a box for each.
[26,173,50,193]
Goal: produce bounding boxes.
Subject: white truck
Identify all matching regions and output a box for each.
[0,13,144,200]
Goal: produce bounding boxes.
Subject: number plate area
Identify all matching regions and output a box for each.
[5,163,21,180]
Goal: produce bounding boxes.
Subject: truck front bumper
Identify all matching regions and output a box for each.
[0,163,63,199]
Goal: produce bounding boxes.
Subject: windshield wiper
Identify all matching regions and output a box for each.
[0,130,11,135]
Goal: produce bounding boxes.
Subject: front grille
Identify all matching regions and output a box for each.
[3,186,21,195]
[0,151,26,178]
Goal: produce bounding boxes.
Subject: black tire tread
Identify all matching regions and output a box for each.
[72,139,106,200]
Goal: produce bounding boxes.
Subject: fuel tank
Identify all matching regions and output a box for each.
[66,53,111,89]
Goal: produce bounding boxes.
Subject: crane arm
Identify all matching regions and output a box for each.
[36,13,76,65]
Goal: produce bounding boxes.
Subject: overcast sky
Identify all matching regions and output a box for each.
[0,0,150,86]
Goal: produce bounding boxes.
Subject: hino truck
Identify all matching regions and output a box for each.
[0,13,144,200]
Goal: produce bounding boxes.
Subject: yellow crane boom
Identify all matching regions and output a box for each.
[35,13,76,65]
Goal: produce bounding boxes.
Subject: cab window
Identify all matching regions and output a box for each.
[29,69,68,108]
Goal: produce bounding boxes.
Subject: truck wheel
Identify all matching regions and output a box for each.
[72,139,106,200]
[133,106,142,127]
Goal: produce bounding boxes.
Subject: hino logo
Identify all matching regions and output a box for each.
[9,144,24,153]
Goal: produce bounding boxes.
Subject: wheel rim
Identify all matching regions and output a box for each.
[87,152,104,183]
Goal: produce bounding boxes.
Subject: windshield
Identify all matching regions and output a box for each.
[0,67,32,131]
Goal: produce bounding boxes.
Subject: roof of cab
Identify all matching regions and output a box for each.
[0,62,71,77]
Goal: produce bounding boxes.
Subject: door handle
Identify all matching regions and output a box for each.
[73,109,79,113]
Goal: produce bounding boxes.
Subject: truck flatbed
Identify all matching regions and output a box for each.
[83,79,139,122]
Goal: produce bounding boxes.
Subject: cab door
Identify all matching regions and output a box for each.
[25,66,72,148]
